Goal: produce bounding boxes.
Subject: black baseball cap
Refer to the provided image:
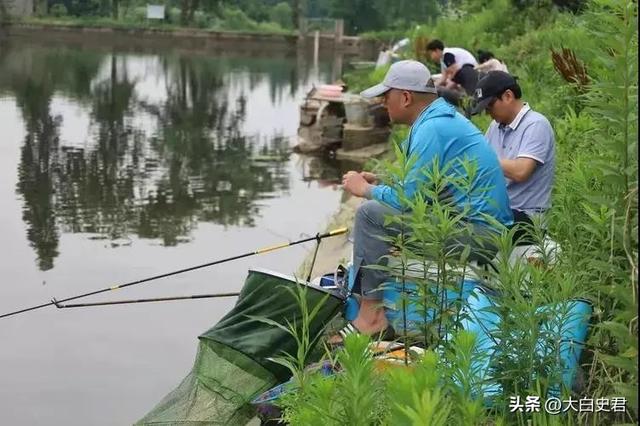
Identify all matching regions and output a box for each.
[470,71,519,115]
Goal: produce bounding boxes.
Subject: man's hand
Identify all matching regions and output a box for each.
[342,171,374,199]
[360,171,378,184]
[444,80,461,90]
[436,65,456,87]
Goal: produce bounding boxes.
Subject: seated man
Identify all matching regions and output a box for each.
[470,71,555,241]
[338,60,513,339]
[426,39,479,96]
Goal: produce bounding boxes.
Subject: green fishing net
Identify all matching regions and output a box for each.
[136,268,344,425]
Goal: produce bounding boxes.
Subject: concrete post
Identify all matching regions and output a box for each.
[313,29,319,69]
[331,51,343,83]
[297,16,306,41]
[334,18,344,45]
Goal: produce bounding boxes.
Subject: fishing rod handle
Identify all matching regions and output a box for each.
[324,227,349,237]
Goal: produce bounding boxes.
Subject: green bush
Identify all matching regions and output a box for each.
[193,10,209,28]
[343,64,390,94]
[279,332,496,425]
[255,21,289,34]
[166,7,180,24]
[67,0,101,17]
[269,2,292,30]
[50,3,69,17]
[129,6,147,23]
[219,7,256,31]
[359,29,410,46]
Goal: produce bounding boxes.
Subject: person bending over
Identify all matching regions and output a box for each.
[426,39,479,96]
[476,50,509,74]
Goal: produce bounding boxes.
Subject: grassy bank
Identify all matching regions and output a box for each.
[279,0,638,424]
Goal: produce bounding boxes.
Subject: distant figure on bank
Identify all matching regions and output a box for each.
[476,50,509,74]
[426,39,478,96]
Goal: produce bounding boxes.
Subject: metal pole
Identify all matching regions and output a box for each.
[313,29,319,69]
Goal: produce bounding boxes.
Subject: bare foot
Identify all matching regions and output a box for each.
[327,298,390,345]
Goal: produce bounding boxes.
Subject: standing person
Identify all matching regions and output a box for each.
[470,71,555,240]
[426,39,479,96]
[332,60,512,342]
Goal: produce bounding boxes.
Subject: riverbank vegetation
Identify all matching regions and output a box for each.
[9,1,296,33]
[274,0,637,424]
[4,0,299,33]
[3,0,448,36]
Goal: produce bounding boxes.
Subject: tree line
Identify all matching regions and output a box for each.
[28,0,447,34]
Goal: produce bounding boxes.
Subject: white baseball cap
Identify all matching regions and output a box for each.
[360,60,437,98]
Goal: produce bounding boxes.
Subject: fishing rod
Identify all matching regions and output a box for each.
[53,292,241,309]
[0,227,348,319]
[305,235,323,283]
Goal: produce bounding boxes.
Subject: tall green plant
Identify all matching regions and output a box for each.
[252,281,333,390]
[276,0,639,423]
[277,333,386,426]
[557,0,638,422]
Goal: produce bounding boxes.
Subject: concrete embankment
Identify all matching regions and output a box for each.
[298,193,363,280]
[3,21,296,47]
[1,22,376,56]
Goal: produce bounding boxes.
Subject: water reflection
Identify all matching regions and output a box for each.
[0,40,340,271]
[299,155,362,187]
[15,91,61,271]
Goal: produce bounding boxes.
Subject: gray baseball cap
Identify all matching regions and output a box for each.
[360,60,437,98]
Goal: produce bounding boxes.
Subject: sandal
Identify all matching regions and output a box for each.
[327,322,396,347]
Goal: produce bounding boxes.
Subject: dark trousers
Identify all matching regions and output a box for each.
[510,209,537,245]
[351,200,499,299]
[452,64,480,96]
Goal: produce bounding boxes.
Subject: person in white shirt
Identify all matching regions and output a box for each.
[476,50,509,74]
[426,39,478,96]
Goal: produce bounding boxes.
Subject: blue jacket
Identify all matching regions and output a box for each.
[370,98,513,229]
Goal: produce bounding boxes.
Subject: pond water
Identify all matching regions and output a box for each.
[0,34,355,425]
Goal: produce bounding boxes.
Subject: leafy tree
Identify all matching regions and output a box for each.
[329,0,383,35]
[50,3,68,16]
[327,0,439,35]
[270,1,293,29]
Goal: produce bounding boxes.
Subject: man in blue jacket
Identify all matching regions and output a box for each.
[338,60,512,340]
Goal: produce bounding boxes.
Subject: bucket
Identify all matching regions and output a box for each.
[343,97,371,126]
[382,278,479,334]
[457,291,592,401]
[535,298,592,395]
[458,286,503,400]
